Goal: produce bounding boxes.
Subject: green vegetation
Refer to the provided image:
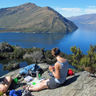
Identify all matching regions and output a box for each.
[70,45,96,71]
[0,42,96,72]
[3,62,19,71]
[70,46,83,70]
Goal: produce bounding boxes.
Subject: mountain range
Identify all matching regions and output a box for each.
[0,3,77,33]
[69,14,96,30]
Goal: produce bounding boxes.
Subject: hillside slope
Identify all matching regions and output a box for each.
[69,14,96,30]
[0,3,77,33]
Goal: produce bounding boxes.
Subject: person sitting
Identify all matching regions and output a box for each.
[24,48,69,91]
[0,76,12,94]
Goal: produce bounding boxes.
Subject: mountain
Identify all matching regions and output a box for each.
[68,14,96,30]
[0,3,77,33]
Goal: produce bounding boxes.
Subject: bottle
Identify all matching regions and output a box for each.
[38,74,41,79]
[36,71,39,79]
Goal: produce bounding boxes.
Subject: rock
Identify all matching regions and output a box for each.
[0,42,14,52]
[38,63,49,71]
[84,67,96,74]
[4,68,96,96]
[3,62,19,71]
[32,71,96,96]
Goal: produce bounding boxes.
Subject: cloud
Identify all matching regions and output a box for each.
[84,6,96,14]
[85,9,96,14]
[54,6,96,17]
[60,8,81,12]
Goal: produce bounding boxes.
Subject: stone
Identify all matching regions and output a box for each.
[3,62,19,71]
[3,67,96,96]
[38,63,49,71]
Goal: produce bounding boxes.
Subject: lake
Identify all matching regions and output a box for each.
[0,28,96,76]
[0,28,96,54]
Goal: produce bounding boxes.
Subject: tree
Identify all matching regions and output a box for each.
[87,45,96,67]
[71,46,83,70]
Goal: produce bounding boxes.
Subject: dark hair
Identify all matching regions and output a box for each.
[51,48,60,56]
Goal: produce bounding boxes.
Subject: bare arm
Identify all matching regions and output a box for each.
[49,63,60,79]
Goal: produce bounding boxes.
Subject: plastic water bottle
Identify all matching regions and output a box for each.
[36,71,39,79]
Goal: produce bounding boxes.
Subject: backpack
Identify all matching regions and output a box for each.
[19,64,44,77]
[67,69,74,76]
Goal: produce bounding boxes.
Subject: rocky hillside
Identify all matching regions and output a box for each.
[0,3,77,33]
[4,68,96,96]
[69,14,96,30]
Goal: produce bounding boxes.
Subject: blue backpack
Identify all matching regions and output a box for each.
[19,64,43,77]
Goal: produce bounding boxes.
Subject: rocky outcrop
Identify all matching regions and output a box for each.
[3,62,19,71]
[4,66,96,96]
[0,42,14,52]
[32,71,96,96]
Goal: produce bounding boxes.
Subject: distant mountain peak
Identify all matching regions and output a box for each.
[21,2,37,6]
[44,6,53,10]
[18,2,38,8]
[69,13,96,30]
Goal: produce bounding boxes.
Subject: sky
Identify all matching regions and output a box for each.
[0,0,96,17]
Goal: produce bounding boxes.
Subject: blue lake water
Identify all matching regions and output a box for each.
[0,28,96,76]
[0,64,9,76]
[0,28,96,54]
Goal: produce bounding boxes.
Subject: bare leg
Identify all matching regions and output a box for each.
[0,84,7,93]
[0,76,12,93]
[4,76,12,91]
[28,79,49,91]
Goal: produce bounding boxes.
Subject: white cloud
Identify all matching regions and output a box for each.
[85,8,96,14]
[84,6,96,14]
[54,6,96,17]
[60,8,81,12]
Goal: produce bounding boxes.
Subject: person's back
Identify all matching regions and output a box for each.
[55,60,69,84]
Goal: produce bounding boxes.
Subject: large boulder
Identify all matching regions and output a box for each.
[32,71,96,96]
[4,69,96,96]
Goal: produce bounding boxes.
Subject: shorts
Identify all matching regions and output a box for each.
[47,78,61,89]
